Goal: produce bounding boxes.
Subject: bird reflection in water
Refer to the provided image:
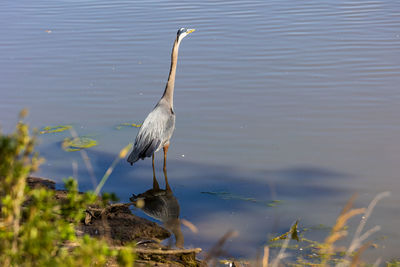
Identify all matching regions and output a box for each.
[130,166,183,248]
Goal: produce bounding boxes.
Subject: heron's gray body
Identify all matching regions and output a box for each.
[127,99,175,163]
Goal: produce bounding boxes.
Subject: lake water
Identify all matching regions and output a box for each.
[1,0,400,263]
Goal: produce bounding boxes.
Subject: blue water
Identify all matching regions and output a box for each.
[1,0,400,262]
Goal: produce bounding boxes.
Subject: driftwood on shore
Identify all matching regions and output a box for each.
[27,176,204,267]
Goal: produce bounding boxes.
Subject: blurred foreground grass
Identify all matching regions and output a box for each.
[0,110,134,267]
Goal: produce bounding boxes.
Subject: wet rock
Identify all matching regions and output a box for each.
[27,176,55,190]
[82,203,171,245]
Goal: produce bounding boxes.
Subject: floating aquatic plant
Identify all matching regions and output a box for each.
[201,191,282,207]
[115,122,142,130]
[270,220,300,242]
[40,125,72,134]
[201,191,257,202]
[267,199,283,207]
[62,136,97,152]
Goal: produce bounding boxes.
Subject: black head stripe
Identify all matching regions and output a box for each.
[177,28,186,36]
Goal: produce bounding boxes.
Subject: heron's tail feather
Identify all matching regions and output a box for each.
[127,139,161,166]
[127,151,139,165]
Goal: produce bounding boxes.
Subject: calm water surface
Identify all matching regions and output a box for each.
[1,0,400,262]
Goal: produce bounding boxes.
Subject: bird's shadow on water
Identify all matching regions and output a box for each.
[39,144,350,203]
[38,143,351,256]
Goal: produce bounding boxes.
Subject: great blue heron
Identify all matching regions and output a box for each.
[127,28,195,172]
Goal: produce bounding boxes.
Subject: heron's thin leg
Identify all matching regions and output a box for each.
[163,144,169,173]
[152,154,159,190]
[163,167,172,193]
[163,144,171,192]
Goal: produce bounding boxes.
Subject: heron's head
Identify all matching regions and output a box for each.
[176,28,195,43]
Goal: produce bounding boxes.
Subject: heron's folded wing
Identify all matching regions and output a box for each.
[128,104,174,162]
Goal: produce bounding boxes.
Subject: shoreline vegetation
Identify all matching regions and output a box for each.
[27,176,203,267]
[1,111,398,266]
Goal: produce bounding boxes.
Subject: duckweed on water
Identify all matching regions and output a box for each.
[40,125,72,134]
[201,191,257,202]
[62,136,97,152]
[201,191,282,207]
[115,122,142,130]
[267,199,282,207]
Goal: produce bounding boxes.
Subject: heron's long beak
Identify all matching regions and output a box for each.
[187,29,195,34]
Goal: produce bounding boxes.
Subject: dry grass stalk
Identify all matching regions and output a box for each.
[262,246,269,267]
[331,208,366,234]
[203,230,239,266]
[181,218,199,234]
[320,193,366,265]
[94,143,132,195]
[372,257,381,267]
[337,191,390,267]
[346,191,390,255]
[349,241,372,267]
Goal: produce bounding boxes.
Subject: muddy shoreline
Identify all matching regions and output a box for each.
[27,176,204,267]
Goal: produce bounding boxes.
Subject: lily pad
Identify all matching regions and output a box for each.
[62,137,97,152]
[40,125,72,134]
[115,122,142,130]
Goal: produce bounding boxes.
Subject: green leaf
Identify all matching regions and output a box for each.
[62,137,97,152]
[115,122,142,130]
[40,125,72,134]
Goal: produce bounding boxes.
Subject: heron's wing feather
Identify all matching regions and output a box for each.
[127,103,175,163]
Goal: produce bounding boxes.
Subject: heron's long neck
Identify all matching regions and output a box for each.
[161,39,180,108]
